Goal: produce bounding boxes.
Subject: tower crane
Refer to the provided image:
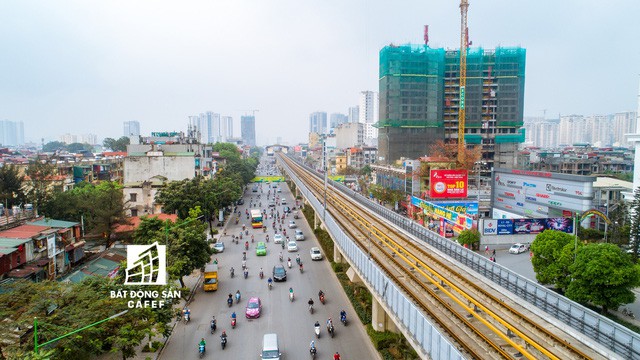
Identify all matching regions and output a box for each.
[457,0,470,166]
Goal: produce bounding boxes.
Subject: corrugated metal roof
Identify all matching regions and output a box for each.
[29,219,79,228]
[0,225,49,239]
[0,238,33,247]
[0,248,16,255]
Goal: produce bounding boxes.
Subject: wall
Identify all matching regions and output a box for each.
[124,156,195,183]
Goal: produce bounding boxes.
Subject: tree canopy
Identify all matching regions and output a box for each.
[103,137,131,152]
[24,161,57,212]
[566,243,640,314]
[0,164,25,208]
[457,229,480,250]
[530,230,576,291]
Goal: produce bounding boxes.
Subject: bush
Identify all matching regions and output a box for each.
[366,325,418,359]
[457,229,480,250]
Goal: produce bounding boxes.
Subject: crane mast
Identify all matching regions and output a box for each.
[457,0,469,165]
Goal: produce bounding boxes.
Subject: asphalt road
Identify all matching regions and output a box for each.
[161,162,378,360]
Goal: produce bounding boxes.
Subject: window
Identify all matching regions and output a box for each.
[131,209,138,217]
[130,193,137,202]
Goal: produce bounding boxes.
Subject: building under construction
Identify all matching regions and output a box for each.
[377,44,526,168]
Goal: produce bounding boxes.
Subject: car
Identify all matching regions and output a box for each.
[277,187,282,193]
[283,206,290,213]
[236,199,244,205]
[288,220,297,229]
[256,241,267,256]
[273,234,284,244]
[272,184,278,188]
[213,242,225,253]
[281,199,287,205]
[295,229,304,241]
[287,241,298,252]
[245,297,262,319]
[509,243,529,254]
[273,264,287,281]
[310,247,323,260]
[269,202,276,208]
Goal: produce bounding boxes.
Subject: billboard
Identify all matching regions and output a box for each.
[430,169,468,198]
[432,201,478,216]
[412,196,474,233]
[482,217,573,235]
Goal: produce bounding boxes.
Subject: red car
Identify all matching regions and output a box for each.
[245,297,262,319]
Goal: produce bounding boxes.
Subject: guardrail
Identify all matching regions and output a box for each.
[281,158,464,360]
[287,156,638,360]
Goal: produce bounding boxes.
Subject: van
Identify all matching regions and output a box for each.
[261,333,281,359]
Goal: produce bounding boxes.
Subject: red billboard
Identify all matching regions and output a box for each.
[429,169,468,198]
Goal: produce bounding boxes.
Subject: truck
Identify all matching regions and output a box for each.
[203,264,218,291]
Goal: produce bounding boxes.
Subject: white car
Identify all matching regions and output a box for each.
[213,242,225,253]
[310,247,323,260]
[288,220,297,229]
[509,243,529,254]
[273,234,284,244]
[295,229,305,241]
[277,188,282,193]
[287,241,298,252]
[281,199,287,205]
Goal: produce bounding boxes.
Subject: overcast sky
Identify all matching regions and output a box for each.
[1,1,639,146]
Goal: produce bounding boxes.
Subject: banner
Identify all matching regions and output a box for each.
[411,196,474,232]
[483,217,573,235]
[432,201,478,215]
[429,169,468,198]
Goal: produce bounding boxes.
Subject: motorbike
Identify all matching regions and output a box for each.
[319,293,325,305]
[210,320,217,334]
[231,318,237,329]
[245,230,249,236]
[314,324,321,338]
[244,270,248,279]
[296,257,301,265]
[341,314,348,326]
[289,292,294,302]
[235,292,241,304]
[235,218,239,225]
[310,345,317,359]
[287,260,292,269]
[279,254,283,262]
[199,344,205,358]
[259,271,264,279]
[263,227,267,233]
[327,324,335,338]
[220,335,227,349]
[227,298,233,307]
[299,264,304,273]
[230,268,235,278]
[245,243,249,251]
[268,281,273,290]
[309,304,314,314]
[184,313,190,324]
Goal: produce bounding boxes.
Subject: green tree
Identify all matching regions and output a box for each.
[457,229,480,250]
[103,137,131,152]
[360,165,372,177]
[24,160,57,213]
[0,164,25,208]
[530,230,577,292]
[565,243,640,314]
[628,187,640,260]
[608,200,630,246]
[42,141,67,152]
[66,142,93,153]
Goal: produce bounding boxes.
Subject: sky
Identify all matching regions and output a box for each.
[1,1,639,146]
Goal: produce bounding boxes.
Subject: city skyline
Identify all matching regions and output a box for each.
[1,1,639,145]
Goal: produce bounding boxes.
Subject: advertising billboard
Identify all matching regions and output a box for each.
[430,169,468,198]
[482,217,573,235]
[432,201,478,216]
[411,196,474,233]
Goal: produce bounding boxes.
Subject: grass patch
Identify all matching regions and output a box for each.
[366,325,419,360]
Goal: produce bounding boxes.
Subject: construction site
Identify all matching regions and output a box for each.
[377,8,526,170]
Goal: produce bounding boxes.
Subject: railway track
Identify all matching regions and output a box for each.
[281,155,604,360]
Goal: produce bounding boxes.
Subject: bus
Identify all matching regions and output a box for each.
[251,209,263,228]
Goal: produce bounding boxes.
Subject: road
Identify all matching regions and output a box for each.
[161,159,379,360]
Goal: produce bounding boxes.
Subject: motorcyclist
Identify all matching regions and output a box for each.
[289,287,294,300]
[296,254,301,265]
[287,258,292,268]
[309,340,317,354]
[242,259,247,269]
[198,337,206,351]
[183,307,191,321]
[308,298,314,310]
[267,277,273,288]
[318,290,325,301]
[235,290,241,302]
[231,312,237,320]
[340,310,347,322]
[333,352,341,360]
[266,234,270,242]
[245,241,249,250]
[230,267,235,277]
[279,252,283,262]
[220,330,227,344]
[210,316,216,331]
[326,318,333,329]
[299,263,304,272]
[259,267,264,278]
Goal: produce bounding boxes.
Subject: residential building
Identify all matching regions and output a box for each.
[348,106,359,123]
[241,115,256,147]
[123,121,141,137]
[124,131,215,216]
[345,146,377,169]
[613,111,636,147]
[60,133,77,144]
[558,115,585,146]
[222,116,233,141]
[329,113,348,132]
[335,153,347,174]
[335,122,364,149]
[524,118,559,148]
[78,134,98,145]
[377,44,526,168]
[0,120,25,146]
[359,91,379,142]
[309,112,327,134]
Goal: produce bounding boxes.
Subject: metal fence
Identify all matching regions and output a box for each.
[282,159,464,360]
[287,157,639,360]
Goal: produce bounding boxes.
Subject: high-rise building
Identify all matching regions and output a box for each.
[359,91,379,141]
[377,44,526,168]
[329,113,348,132]
[123,121,141,137]
[222,116,233,141]
[60,133,77,144]
[309,112,327,134]
[241,115,256,147]
[79,134,98,145]
[348,106,359,123]
[0,120,24,146]
[613,111,636,147]
[558,115,585,146]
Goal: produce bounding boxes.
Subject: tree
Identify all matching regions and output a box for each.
[608,200,630,246]
[530,230,577,292]
[565,243,640,314]
[628,187,640,260]
[135,208,212,288]
[66,142,93,153]
[24,160,57,213]
[0,164,25,208]
[427,139,482,170]
[457,229,480,250]
[42,141,67,152]
[103,137,131,152]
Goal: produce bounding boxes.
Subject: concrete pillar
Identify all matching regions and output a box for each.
[371,296,399,333]
[346,266,361,283]
[334,243,343,263]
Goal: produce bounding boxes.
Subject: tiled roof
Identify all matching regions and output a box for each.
[113,214,178,233]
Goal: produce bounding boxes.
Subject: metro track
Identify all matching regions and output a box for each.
[281,155,603,360]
